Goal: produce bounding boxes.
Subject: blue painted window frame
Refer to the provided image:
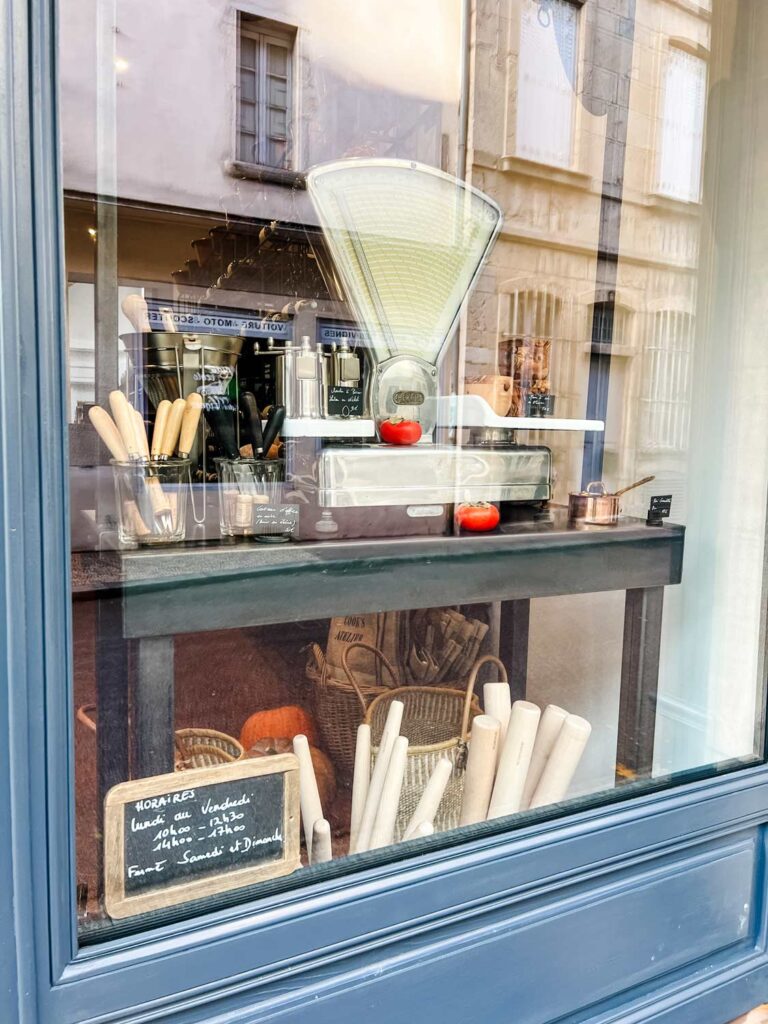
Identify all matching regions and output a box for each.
[2,1,768,1022]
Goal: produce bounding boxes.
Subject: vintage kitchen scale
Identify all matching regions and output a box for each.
[287,158,564,539]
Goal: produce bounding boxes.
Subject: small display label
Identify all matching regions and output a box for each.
[648,494,672,518]
[525,393,556,417]
[393,390,425,406]
[251,504,299,536]
[326,386,365,418]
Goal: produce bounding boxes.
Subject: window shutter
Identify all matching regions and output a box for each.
[655,49,707,202]
[516,0,578,168]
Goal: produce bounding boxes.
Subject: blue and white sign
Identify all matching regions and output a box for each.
[145,300,293,340]
[317,320,369,346]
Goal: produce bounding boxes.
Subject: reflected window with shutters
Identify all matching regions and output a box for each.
[515,0,580,168]
[655,46,707,203]
[237,17,294,170]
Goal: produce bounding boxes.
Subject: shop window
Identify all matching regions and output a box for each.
[238,18,294,170]
[515,0,579,168]
[655,47,707,203]
[56,0,766,951]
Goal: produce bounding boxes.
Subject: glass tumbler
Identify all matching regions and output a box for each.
[216,458,286,538]
[111,459,190,546]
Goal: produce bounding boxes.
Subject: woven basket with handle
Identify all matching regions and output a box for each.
[305,642,394,782]
[343,644,505,840]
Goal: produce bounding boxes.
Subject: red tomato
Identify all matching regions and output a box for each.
[455,502,500,532]
[378,417,422,446]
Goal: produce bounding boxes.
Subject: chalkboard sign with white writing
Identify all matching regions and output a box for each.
[105,755,300,919]
[325,385,364,418]
[252,503,299,537]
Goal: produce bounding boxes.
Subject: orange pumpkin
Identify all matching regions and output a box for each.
[240,705,318,750]
[247,736,337,808]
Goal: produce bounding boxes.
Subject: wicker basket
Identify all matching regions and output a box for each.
[305,642,399,782]
[174,728,244,770]
[76,707,243,773]
[344,646,504,840]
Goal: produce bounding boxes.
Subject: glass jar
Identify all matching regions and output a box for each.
[111,459,190,546]
[216,458,291,540]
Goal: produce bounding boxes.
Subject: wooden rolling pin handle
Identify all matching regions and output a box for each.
[293,734,323,862]
[151,400,172,458]
[121,293,151,333]
[109,391,141,459]
[160,398,187,458]
[311,819,333,865]
[88,406,129,462]
[132,407,150,460]
[178,393,203,458]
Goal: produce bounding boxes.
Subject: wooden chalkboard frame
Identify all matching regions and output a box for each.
[104,754,300,919]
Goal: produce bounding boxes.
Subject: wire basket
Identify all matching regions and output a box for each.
[344,645,503,840]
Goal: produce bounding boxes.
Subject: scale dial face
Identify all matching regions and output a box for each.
[372,356,438,435]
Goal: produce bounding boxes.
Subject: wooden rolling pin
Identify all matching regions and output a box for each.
[151,400,172,458]
[459,715,500,826]
[178,393,203,459]
[109,390,141,460]
[354,700,404,853]
[349,723,371,855]
[88,406,129,462]
[410,821,434,839]
[529,715,591,809]
[311,819,332,864]
[487,700,541,820]
[521,704,569,809]
[402,757,452,840]
[293,734,323,862]
[368,735,409,850]
[483,682,512,766]
[121,293,151,333]
[159,398,187,459]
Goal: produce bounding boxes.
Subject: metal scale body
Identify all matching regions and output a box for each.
[300,159,552,532]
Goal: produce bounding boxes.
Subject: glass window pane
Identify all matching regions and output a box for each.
[57,0,768,945]
[240,35,256,70]
[268,75,287,108]
[267,105,287,138]
[515,0,577,168]
[268,43,288,76]
[240,67,256,104]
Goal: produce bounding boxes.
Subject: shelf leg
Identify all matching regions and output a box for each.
[499,598,530,702]
[132,636,175,779]
[617,586,664,781]
[95,595,130,897]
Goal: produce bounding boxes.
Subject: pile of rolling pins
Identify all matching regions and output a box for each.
[293,689,591,865]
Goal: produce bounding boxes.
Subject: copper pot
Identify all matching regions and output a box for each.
[568,476,655,527]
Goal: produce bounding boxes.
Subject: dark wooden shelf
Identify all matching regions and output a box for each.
[72,510,684,639]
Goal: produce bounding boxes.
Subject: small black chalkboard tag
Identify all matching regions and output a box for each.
[525,393,556,417]
[104,755,300,919]
[326,386,364,418]
[647,494,672,526]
